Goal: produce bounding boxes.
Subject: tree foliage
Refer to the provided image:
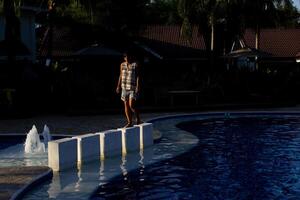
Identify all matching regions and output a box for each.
[55,0,90,24]
[178,0,299,53]
[274,0,299,27]
[50,0,149,35]
[145,0,181,24]
[2,0,299,39]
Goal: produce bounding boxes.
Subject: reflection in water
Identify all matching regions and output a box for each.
[25,148,155,200]
[121,156,128,179]
[47,168,79,199]
[23,115,198,200]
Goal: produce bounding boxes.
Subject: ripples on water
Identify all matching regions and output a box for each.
[91,116,300,200]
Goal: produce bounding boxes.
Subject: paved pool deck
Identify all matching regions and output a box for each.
[0,166,52,200]
[0,112,171,136]
[1,106,300,199]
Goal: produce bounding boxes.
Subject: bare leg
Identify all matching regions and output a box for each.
[129,98,141,124]
[124,100,132,127]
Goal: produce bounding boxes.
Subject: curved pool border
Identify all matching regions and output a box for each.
[10,167,53,200]
[3,110,300,200]
[146,110,300,124]
[0,134,69,200]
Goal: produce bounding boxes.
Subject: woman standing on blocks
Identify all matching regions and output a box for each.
[116,51,142,128]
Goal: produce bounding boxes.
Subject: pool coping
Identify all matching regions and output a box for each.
[11,167,53,200]
[0,166,53,200]
[0,134,73,137]
[146,110,300,123]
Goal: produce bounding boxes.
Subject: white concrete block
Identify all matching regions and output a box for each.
[135,123,153,149]
[73,134,100,163]
[119,126,140,155]
[96,130,122,159]
[48,138,77,171]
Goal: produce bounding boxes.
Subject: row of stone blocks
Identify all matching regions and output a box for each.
[48,123,153,171]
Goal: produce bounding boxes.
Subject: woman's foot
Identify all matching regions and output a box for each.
[123,122,133,128]
[136,120,143,125]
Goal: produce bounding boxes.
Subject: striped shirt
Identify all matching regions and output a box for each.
[121,62,138,90]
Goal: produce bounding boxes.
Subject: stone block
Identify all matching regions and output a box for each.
[48,138,77,171]
[96,130,122,159]
[135,123,153,149]
[119,126,140,155]
[73,134,100,164]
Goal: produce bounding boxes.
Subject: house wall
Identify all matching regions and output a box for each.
[0,17,4,41]
[0,10,36,62]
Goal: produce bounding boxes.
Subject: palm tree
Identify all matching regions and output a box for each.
[243,0,298,49]
[243,0,274,50]
[178,0,298,52]
[177,0,234,92]
[79,0,96,24]
[274,0,299,27]
[178,0,243,54]
[3,0,21,62]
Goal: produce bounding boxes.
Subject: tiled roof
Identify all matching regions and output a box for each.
[141,25,300,58]
[139,25,206,50]
[243,29,300,58]
[38,25,207,58]
[135,38,207,60]
[38,25,300,59]
[74,44,122,56]
[38,26,84,58]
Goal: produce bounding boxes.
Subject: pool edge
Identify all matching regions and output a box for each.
[9,167,53,200]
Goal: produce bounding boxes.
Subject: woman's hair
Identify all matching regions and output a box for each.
[124,50,136,63]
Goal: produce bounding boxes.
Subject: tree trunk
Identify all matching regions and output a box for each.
[209,15,215,86]
[255,23,260,50]
[255,23,260,70]
[210,15,214,52]
[4,0,19,63]
[47,0,54,64]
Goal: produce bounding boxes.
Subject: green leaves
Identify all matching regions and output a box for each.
[178,0,299,52]
[180,17,192,42]
[62,0,90,24]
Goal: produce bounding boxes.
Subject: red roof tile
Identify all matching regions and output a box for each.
[244,29,300,58]
[140,25,206,50]
[38,25,300,59]
[141,25,300,58]
[38,26,83,57]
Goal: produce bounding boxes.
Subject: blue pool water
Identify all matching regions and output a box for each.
[90,114,300,200]
[0,136,24,150]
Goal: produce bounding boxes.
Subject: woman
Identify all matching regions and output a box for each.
[116,52,141,128]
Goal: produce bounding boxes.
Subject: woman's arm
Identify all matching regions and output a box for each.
[116,64,122,94]
[135,63,141,93]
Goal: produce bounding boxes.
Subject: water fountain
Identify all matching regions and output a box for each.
[0,125,49,167]
[24,125,44,153]
[42,125,52,148]
[24,125,52,154]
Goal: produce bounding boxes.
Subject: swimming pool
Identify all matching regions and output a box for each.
[3,112,300,199]
[90,112,300,200]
